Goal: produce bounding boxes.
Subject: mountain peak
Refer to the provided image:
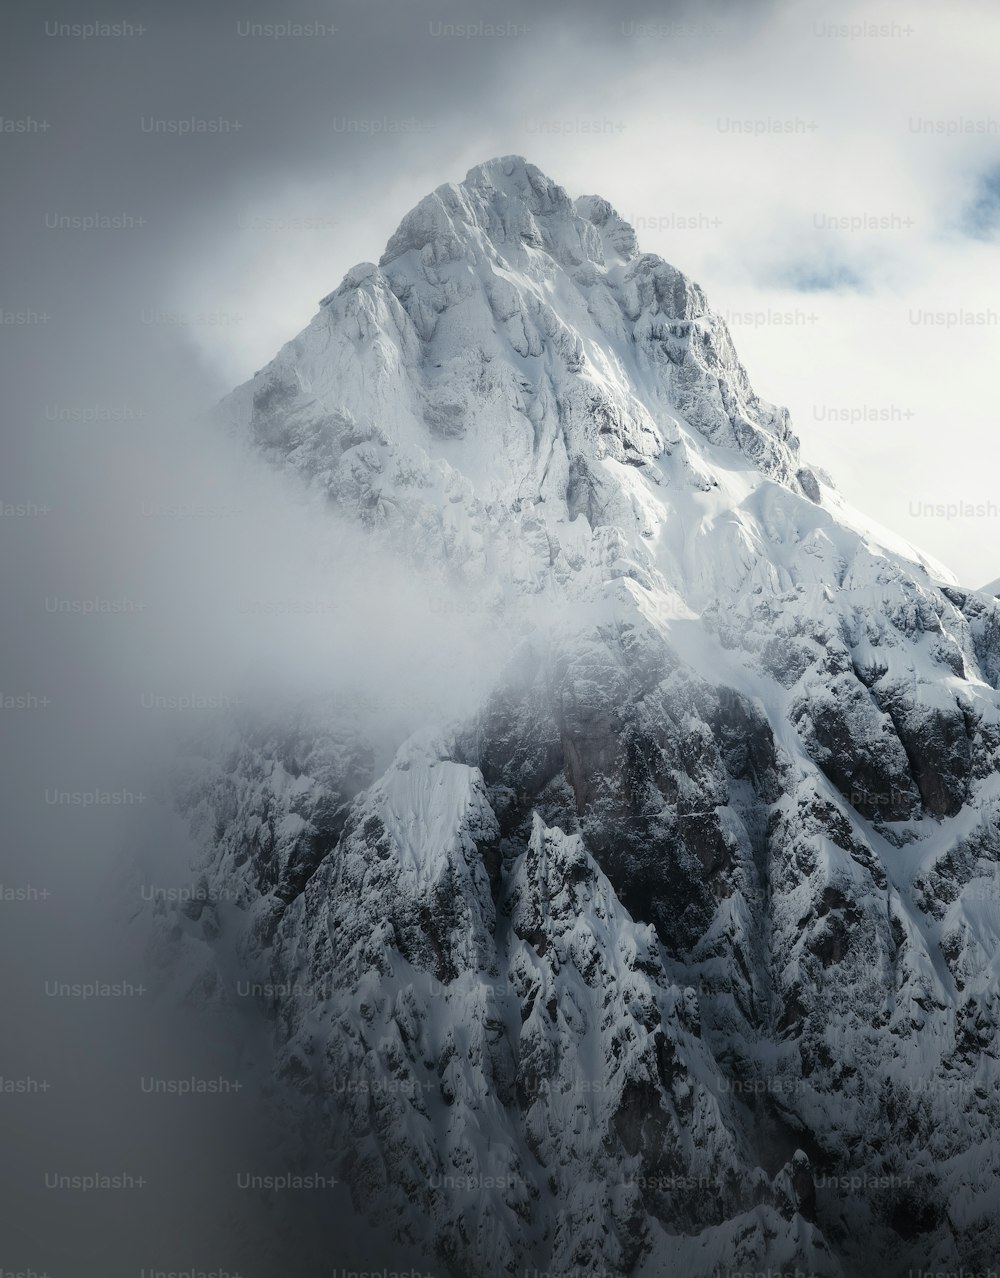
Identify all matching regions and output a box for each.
[461,152,552,192]
[379,153,638,271]
[231,156,828,602]
[189,157,1000,1278]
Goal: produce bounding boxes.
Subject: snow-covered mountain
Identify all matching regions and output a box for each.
[153,157,1000,1277]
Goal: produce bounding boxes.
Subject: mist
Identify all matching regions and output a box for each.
[2,315,531,1276]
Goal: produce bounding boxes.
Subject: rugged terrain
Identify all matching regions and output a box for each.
[150,157,1000,1278]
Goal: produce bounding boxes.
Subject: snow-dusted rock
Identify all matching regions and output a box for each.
[156,157,1000,1277]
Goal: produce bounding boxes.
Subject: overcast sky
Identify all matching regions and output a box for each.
[4,0,1000,590]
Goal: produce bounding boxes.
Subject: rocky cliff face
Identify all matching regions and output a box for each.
[155,157,1000,1278]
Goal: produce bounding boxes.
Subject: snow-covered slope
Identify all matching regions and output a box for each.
[155,157,1000,1277]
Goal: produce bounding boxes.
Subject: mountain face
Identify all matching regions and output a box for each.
[157,157,1000,1277]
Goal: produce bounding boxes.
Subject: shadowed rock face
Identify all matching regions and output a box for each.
[156,158,1000,1278]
